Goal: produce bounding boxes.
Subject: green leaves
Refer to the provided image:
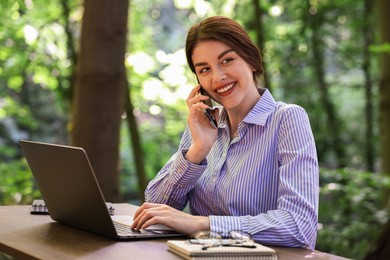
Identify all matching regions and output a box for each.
[317,168,390,259]
[370,43,390,54]
[0,159,41,205]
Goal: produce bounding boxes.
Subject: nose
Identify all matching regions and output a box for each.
[212,66,226,83]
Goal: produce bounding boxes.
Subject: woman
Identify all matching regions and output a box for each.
[131,16,319,250]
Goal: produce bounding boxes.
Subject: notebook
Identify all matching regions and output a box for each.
[167,240,278,260]
[20,140,184,240]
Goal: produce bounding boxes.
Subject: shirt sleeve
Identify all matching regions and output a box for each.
[209,105,319,250]
[145,126,207,210]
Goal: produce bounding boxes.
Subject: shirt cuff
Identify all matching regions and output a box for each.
[209,215,245,236]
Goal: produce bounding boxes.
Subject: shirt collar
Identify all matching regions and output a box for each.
[218,88,276,127]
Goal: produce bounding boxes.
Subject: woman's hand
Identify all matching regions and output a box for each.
[185,85,219,164]
[131,202,210,235]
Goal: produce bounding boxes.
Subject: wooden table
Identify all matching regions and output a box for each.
[0,204,350,259]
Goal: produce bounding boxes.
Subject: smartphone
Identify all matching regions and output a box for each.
[199,87,218,128]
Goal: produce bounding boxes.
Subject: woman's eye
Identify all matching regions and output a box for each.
[199,67,209,74]
[222,58,234,64]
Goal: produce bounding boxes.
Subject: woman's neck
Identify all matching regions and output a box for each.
[226,90,261,139]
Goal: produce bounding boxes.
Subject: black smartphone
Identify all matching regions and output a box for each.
[199,87,218,128]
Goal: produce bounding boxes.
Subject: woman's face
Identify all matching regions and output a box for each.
[192,41,259,113]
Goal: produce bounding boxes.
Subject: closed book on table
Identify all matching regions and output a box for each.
[167,240,278,260]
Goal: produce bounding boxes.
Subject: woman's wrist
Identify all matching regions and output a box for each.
[195,216,210,232]
[185,144,210,164]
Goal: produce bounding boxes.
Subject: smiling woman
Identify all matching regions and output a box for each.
[131,16,319,251]
[191,40,260,129]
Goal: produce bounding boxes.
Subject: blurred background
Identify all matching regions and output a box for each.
[1,0,389,259]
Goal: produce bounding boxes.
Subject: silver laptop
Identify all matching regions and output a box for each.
[20,140,184,240]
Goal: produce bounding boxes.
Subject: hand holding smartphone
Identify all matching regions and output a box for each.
[199,87,218,128]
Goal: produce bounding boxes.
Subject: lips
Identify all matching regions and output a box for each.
[216,82,235,95]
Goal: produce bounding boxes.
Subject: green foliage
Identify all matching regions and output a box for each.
[0,159,40,205]
[317,168,390,259]
[370,43,390,54]
[0,0,76,161]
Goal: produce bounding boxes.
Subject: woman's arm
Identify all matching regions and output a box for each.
[145,85,219,208]
[144,126,207,210]
[131,202,210,235]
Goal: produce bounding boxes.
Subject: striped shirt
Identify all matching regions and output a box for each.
[145,89,319,250]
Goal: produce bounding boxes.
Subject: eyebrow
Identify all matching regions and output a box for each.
[194,49,234,68]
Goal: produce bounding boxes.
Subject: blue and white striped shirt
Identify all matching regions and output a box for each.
[145,89,319,250]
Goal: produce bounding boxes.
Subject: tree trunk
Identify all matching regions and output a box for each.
[251,0,271,91]
[309,12,347,168]
[124,82,148,202]
[60,0,77,103]
[364,0,390,257]
[71,0,129,202]
[378,0,390,176]
[362,0,375,172]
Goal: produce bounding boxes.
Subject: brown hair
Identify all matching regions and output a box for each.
[185,16,264,84]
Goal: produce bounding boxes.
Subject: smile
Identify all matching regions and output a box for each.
[216,82,235,93]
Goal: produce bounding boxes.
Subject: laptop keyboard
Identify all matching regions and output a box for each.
[113,221,141,235]
[113,220,180,236]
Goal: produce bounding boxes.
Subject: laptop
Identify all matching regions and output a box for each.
[20,140,184,240]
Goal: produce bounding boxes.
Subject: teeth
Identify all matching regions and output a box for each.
[217,83,234,93]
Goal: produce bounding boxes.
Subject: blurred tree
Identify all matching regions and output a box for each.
[378,0,390,179]
[251,0,271,91]
[124,81,147,202]
[71,0,129,202]
[363,0,390,258]
[307,1,347,168]
[362,0,375,172]
[0,0,78,159]
[59,0,78,103]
